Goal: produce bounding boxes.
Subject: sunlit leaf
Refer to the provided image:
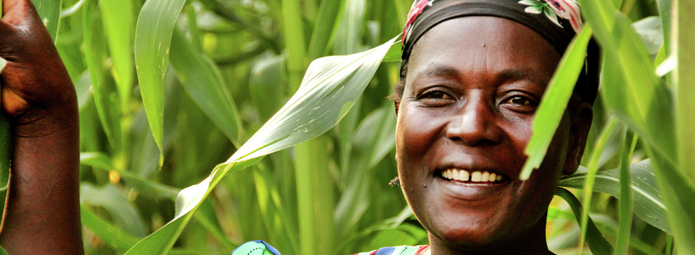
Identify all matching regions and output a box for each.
[170,28,242,145]
[631,17,663,56]
[555,188,614,255]
[582,0,695,253]
[308,0,347,58]
[99,0,134,111]
[520,25,593,180]
[615,131,636,255]
[578,118,619,255]
[134,0,187,166]
[83,0,122,150]
[124,37,397,254]
[560,159,670,234]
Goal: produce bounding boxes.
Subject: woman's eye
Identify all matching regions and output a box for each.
[503,95,538,112]
[508,96,535,105]
[421,91,452,99]
[418,90,455,106]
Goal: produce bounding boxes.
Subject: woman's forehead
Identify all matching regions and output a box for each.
[406,16,560,85]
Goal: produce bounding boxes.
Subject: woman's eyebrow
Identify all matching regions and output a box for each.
[417,66,460,79]
[497,69,548,86]
[498,69,532,81]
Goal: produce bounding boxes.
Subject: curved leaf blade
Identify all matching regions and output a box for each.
[170,28,242,145]
[560,159,670,233]
[99,0,134,111]
[555,188,614,255]
[125,37,397,254]
[520,26,593,180]
[134,0,187,166]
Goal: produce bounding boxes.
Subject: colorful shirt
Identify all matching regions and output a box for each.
[353,245,431,255]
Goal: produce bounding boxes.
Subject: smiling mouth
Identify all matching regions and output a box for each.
[439,169,509,184]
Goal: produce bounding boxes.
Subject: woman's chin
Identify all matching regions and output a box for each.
[428,219,510,249]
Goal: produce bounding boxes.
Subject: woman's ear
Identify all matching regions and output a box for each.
[563,102,593,175]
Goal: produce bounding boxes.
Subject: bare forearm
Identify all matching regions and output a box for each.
[0,100,83,254]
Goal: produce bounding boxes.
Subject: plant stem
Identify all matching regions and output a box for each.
[579,118,618,255]
[615,131,637,255]
[294,136,334,255]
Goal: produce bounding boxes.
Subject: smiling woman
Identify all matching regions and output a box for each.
[362,0,597,254]
[396,17,589,254]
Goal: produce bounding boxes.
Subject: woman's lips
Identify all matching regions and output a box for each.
[434,168,511,200]
[440,168,508,183]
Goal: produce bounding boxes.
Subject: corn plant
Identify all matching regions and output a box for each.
[0,0,692,254]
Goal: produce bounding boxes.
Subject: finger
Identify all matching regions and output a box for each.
[2,0,30,15]
[1,0,40,26]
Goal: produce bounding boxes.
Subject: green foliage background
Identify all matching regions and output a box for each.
[0,0,692,254]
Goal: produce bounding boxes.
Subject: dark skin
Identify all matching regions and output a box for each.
[394,17,592,254]
[0,0,83,253]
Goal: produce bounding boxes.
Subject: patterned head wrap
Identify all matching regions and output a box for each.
[399,0,600,104]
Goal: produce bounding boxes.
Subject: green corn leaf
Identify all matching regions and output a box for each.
[674,0,695,192]
[560,159,670,234]
[282,0,308,90]
[555,188,614,255]
[519,25,593,180]
[581,0,695,253]
[249,55,286,122]
[134,0,187,167]
[193,199,239,251]
[233,37,397,161]
[99,0,134,114]
[124,37,397,254]
[81,183,147,237]
[83,0,122,151]
[253,166,300,254]
[578,118,619,255]
[80,152,116,170]
[33,0,62,42]
[81,206,140,252]
[581,0,675,164]
[615,131,637,255]
[170,28,242,146]
[656,0,673,57]
[80,152,180,200]
[308,0,347,59]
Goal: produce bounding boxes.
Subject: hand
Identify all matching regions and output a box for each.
[1,0,76,127]
[0,1,82,254]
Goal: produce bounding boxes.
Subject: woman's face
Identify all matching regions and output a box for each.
[396,16,589,251]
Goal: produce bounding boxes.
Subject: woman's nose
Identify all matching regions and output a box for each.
[444,96,503,146]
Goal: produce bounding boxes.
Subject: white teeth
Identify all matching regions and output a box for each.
[471,171,481,182]
[460,170,470,181]
[442,169,502,183]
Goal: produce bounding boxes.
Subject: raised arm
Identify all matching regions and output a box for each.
[0,0,83,253]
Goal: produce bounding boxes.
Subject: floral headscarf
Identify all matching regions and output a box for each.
[399,0,599,104]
